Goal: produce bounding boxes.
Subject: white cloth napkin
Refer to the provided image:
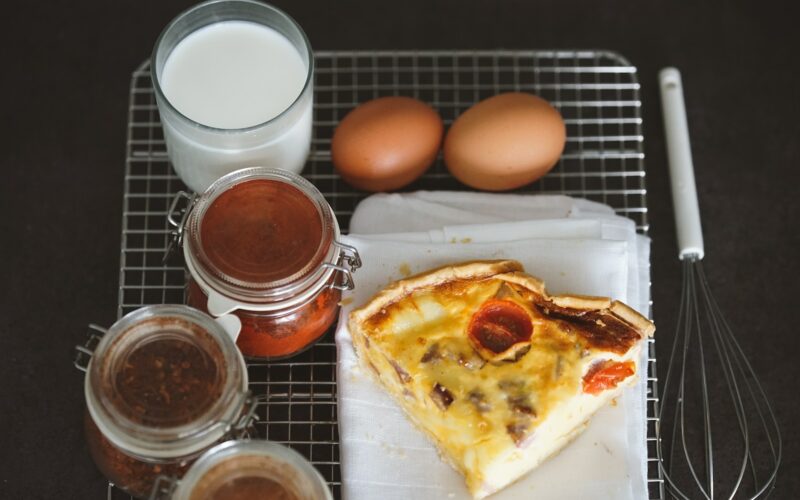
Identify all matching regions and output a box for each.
[336,192,651,500]
[349,193,615,234]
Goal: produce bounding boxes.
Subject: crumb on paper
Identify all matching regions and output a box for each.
[398,263,412,277]
[460,237,472,243]
[450,237,457,243]
[339,297,354,306]
[379,440,408,459]
[610,397,618,407]
[559,271,566,277]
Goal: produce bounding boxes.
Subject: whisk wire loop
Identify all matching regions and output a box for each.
[698,264,782,498]
[657,258,782,500]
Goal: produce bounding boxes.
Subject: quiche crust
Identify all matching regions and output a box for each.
[350,260,526,323]
[351,260,654,340]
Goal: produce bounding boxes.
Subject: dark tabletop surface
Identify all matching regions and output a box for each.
[1,1,798,498]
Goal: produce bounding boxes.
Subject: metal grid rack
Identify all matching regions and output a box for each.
[116,50,662,499]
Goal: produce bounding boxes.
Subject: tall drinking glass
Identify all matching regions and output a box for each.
[152,0,314,192]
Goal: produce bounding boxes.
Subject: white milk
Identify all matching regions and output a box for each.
[157,21,312,193]
[162,21,306,130]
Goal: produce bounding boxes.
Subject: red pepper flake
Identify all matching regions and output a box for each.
[110,335,224,427]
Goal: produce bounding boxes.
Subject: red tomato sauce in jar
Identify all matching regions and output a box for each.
[182,168,360,360]
[200,179,328,284]
[186,276,340,359]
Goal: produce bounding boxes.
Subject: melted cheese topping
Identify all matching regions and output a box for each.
[354,277,641,496]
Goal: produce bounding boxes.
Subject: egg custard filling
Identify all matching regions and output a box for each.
[348,260,655,499]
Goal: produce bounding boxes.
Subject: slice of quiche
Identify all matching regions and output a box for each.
[348,260,655,499]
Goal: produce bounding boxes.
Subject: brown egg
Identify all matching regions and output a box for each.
[332,96,443,192]
[444,92,566,191]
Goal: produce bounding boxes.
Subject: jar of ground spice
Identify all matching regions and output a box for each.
[170,167,361,359]
[154,440,332,500]
[75,305,252,499]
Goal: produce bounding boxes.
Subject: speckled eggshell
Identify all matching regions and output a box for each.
[331,96,443,192]
[444,92,566,191]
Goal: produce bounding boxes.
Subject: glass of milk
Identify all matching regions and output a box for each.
[152,0,313,193]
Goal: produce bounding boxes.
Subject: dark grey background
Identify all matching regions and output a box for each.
[1,1,797,498]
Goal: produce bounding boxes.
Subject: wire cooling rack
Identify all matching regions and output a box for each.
[115,50,662,499]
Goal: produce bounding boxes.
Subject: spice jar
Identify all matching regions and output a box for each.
[74,305,253,499]
[152,440,333,500]
[169,167,361,359]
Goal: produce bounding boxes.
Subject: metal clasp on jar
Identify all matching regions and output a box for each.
[149,474,179,500]
[73,324,108,372]
[229,393,262,439]
[325,241,362,291]
[164,190,198,262]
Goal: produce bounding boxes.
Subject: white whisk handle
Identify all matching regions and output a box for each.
[659,67,705,260]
